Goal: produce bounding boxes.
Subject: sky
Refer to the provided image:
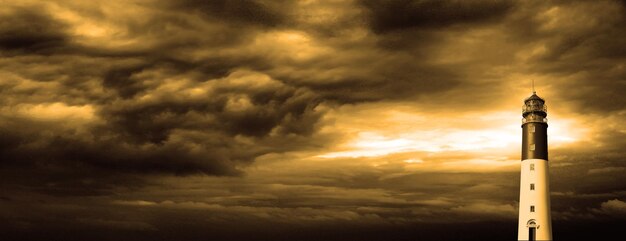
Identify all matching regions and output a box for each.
[0,0,625,240]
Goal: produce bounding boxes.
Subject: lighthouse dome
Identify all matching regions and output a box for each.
[524,93,544,103]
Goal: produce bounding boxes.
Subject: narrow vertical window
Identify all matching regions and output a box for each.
[530,205,535,212]
[530,183,535,190]
[530,164,535,171]
[530,144,535,151]
[530,126,535,133]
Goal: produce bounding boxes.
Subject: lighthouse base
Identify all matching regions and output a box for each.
[517,158,552,241]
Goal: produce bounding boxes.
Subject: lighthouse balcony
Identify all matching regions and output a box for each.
[522,104,547,114]
[522,116,548,124]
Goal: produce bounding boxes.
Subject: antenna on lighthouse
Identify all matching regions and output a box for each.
[532,79,536,94]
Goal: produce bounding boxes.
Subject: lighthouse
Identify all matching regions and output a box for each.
[518,88,552,241]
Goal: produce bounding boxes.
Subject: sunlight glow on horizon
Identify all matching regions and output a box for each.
[317,108,585,159]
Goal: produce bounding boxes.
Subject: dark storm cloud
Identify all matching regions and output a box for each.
[0,7,69,54]
[0,0,321,180]
[102,64,152,99]
[99,56,266,101]
[276,0,514,105]
[100,72,320,143]
[504,0,626,113]
[278,61,461,103]
[0,115,241,182]
[169,0,289,27]
[359,0,514,34]
[0,72,321,176]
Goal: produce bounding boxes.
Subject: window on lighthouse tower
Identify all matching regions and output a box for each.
[530,183,535,190]
[530,206,535,212]
[530,164,535,171]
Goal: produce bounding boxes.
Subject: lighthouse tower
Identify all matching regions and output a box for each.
[517,87,552,241]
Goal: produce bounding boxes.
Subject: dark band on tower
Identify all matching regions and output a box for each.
[521,92,548,160]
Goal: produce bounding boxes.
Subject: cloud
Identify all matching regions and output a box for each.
[0,7,69,54]
[6,102,96,121]
[77,218,157,231]
[505,1,626,113]
[450,202,517,219]
[0,70,324,179]
[596,199,626,218]
[167,0,290,28]
[0,1,331,198]
[588,167,626,175]
[359,0,513,34]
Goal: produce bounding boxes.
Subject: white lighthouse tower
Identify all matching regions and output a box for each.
[517,87,552,241]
